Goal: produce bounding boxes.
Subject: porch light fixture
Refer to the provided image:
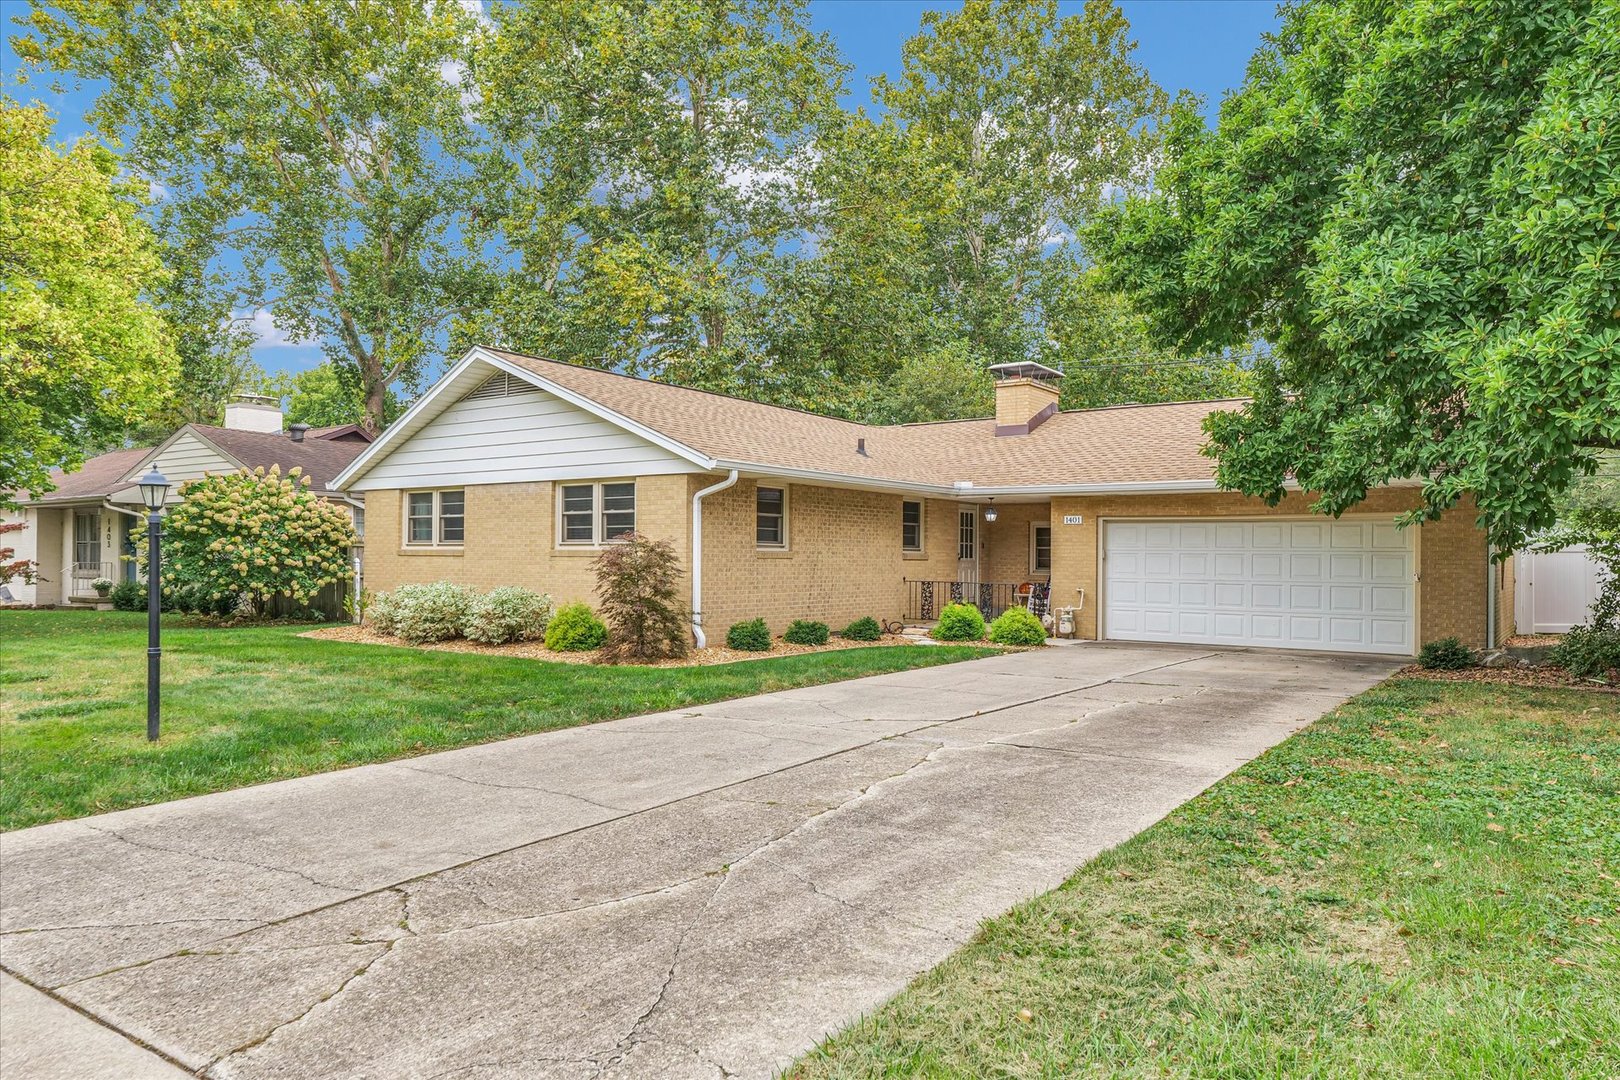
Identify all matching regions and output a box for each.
[137,467,171,741]
[983,499,998,523]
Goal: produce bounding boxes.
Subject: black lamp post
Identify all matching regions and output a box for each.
[138,467,171,741]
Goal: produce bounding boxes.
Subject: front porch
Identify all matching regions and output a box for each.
[902,496,1059,624]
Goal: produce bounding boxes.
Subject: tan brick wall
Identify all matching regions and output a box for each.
[362,474,691,609]
[980,502,1053,584]
[1497,554,1516,643]
[994,378,1060,428]
[697,478,940,635]
[1048,488,1497,650]
[365,472,1503,652]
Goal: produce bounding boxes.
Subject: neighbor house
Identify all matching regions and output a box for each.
[330,347,1514,656]
[2,396,371,607]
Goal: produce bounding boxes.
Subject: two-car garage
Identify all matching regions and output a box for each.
[1101,519,1415,656]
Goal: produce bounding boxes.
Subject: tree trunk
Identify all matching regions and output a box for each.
[362,376,387,435]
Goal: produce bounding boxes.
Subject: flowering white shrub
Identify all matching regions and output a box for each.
[465,586,552,645]
[388,581,475,644]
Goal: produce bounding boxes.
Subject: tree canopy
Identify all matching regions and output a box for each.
[1087,0,1620,551]
[19,0,489,435]
[0,100,177,506]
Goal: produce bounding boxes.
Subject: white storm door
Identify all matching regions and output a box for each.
[957,507,978,583]
[1103,519,1414,655]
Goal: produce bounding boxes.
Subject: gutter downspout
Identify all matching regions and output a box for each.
[690,469,738,648]
[1486,545,1497,651]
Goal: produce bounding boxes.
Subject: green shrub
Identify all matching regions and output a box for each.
[593,533,689,661]
[109,579,145,611]
[932,602,986,642]
[390,581,475,644]
[841,616,882,641]
[989,606,1046,645]
[465,586,552,645]
[783,619,830,646]
[1417,636,1473,670]
[1550,625,1620,681]
[545,602,608,652]
[726,618,773,651]
[368,590,401,636]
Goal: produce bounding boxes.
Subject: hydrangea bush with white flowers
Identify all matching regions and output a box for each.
[133,465,356,617]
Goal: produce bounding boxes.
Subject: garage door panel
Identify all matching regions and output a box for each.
[1105,519,1412,655]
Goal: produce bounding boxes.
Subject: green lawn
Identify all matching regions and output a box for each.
[0,610,994,831]
[793,679,1620,1079]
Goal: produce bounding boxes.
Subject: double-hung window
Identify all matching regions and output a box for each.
[1030,524,1052,573]
[756,486,786,548]
[901,500,923,553]
[558,481,637,545]
[405,490,464,547]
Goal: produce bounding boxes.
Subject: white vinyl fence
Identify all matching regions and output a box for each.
[1514,545,1607,634]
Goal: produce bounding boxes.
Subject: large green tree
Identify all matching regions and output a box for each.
[18,0,489,435]
[0,100,177,505]
[1087,0,1619,551]
[473,0,845,391]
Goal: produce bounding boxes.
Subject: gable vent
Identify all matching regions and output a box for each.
[461,371,540,402]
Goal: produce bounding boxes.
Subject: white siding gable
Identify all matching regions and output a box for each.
[349,384,701,491]
[126,430,237,485]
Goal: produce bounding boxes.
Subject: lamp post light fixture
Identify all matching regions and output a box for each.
[137,467,171,741]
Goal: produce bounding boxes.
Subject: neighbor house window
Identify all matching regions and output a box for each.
[558,481,637,545]
[1031,524,1052,573]
[405,491,464,546]
[756,486,786,548]
[901,500,923,552]
[352,507,366,540]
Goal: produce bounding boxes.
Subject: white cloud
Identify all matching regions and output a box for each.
[147,179,169,202]
[234,309,319,350]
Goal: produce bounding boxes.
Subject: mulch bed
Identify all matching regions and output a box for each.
[1395,663,1618,693]
[302,623,946,668]
[1505,633,1565,648]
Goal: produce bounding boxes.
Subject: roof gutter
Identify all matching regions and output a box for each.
[690,469,738,649]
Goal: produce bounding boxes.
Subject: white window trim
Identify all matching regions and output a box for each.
[1030,521,1053,575]
[755,484,789,551]
[403,489,465,548]
[901,499,925,554]
[555,479,638,547]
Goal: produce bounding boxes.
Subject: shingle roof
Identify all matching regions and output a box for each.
[484,348,1240,490]
[187,426,370,493]
[33,447,154,502]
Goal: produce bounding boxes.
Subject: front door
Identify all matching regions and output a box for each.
[957,506,978,583]
[73,511,101,594]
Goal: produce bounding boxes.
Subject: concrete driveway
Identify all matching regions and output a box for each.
[0,643,1399,1080]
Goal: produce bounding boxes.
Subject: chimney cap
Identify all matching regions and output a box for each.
[231,392,280,407]
[988,361,1064,383]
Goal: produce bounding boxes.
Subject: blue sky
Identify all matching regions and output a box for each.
[2,0,1280,381]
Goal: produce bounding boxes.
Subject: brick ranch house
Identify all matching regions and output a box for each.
[2,398,370,607]
[333,346,1514,656]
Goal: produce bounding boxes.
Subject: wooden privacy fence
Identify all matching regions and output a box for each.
[1514,545,1607,634]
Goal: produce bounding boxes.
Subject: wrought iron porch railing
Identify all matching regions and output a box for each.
[904,579,1051,622]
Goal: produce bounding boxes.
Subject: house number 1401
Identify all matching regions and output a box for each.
[1062,515,1083,525]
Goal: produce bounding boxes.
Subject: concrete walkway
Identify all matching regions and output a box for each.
[0,643,1398,1079]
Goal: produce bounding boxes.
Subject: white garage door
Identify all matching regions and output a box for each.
[1103,520,1413,655]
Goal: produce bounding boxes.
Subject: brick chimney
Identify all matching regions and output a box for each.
[989,361,1063,436]
[223,393,284,433]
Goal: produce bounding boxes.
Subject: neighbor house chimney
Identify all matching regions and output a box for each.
[223,393,284,433]
[988,361,1063,436]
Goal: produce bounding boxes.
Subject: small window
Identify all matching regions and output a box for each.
[901,500,923,552]
[406,492,435,544]
[958,509,976,561]
[405,491,464,546]
[558,481,636,545]
[560,484,597,543]
[1031,524,1052,573]
[601,481,637,540]
[756,486,786,548]
[438,490,465,544]
[352,507,366,540]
